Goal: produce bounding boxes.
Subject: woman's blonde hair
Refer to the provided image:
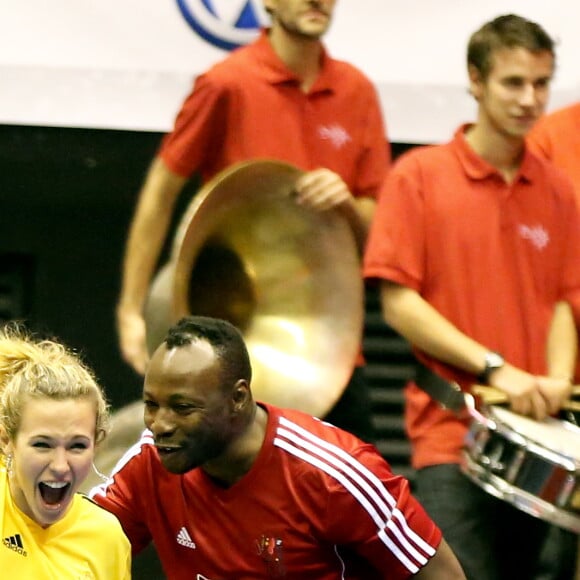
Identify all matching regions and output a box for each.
[0,323,110,450]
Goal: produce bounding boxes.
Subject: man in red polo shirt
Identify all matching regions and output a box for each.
[528,101,580,383]
[364,14,580,580]
[116,0,390,441]
[527,100,580,580]
[528,101,580,197]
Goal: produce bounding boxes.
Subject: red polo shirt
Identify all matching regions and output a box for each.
[364,126,580,468]
[159,30,390,199]
[528,102,580,198]
[528,102,580,380]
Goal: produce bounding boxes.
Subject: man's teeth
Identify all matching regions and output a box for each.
[43,481,69,489]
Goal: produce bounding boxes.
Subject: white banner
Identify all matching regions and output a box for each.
[1,0,578,143]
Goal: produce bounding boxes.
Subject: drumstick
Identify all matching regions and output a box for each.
[472,384,580,409]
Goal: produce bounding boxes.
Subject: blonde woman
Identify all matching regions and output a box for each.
[0,324,131,578]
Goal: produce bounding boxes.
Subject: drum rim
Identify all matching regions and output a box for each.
[461,452,580,534]
[475,405,580,469]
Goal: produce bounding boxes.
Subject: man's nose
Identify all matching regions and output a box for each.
[149,407,176,436]
[519,83,536,107]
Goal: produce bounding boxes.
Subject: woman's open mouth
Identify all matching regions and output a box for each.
[38,481,71,509]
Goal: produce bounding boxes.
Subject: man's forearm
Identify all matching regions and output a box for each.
[547,301,578,380]
[118,157,187,316]
[341,196,375,255]
[380,281,490,376]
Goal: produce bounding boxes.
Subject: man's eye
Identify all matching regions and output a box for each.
[32,441,51,449]
[144,400,158,409]
[174,405,196,414]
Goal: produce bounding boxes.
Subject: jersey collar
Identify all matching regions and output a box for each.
[252,29,336,94]
[452,124,538,184]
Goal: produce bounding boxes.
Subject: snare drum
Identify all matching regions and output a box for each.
[462,404,580,533]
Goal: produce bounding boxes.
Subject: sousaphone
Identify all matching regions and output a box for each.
[86,159,363,489]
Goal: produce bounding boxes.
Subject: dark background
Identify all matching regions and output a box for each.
[1,124,196,410]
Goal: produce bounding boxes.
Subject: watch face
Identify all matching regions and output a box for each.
[486,352,504,369]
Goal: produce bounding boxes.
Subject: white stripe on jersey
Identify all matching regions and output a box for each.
[278,418,434,557]
[274,417,435,574]
[89,429,154,499]
[278,417,435,557]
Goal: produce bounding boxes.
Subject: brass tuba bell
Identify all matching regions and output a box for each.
[145,158,363,416]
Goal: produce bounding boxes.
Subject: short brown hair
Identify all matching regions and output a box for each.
[467,14,555,79]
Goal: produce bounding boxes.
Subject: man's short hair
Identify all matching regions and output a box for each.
[467,14,555,79]
[164,316,252,386]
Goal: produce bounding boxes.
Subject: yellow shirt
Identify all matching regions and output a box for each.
[0,465,131,579]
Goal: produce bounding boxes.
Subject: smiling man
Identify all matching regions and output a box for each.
[363,13,580,580]
[91,316,464,579]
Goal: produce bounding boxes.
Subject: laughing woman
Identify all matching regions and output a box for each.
[0,324,131,578]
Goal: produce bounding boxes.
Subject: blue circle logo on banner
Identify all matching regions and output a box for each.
[176,0,270,51]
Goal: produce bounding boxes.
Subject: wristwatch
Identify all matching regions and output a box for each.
[478,351,505,384]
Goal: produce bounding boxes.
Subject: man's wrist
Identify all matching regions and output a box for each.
[477,351,505,384]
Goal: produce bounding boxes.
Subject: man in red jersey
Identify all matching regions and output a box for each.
[527,101,580,580]
[91,316,464,579]
[364,14,580,580]
[116,0,390,441]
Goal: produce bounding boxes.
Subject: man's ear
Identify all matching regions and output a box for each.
[467,64,483,100]
[231,379,250,412]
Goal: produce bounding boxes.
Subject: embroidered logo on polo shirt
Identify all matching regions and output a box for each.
[518,224,549,250]
[318,124,351,149]
[3,533,27,556]
[177,526,197,549]
[256,534,286,577]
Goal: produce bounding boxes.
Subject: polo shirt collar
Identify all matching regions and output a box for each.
[252,29,336,93]
[452,124,538,184]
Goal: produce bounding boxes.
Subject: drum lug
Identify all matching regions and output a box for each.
[504,448,526,483]
[480,443,508,476]
[480,455,505,474]
[563,476,580,510]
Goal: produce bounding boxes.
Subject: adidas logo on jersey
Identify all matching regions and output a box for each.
[3,533,27,556]
[176,527,196,549]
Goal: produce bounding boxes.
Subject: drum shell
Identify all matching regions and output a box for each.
[465,420,578,509]
[462,406,580,533]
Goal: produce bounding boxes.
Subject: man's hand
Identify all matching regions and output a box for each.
[117,308,149,375]
[536,376,573,416]
[488,363,548,420]
[294,168,352,211]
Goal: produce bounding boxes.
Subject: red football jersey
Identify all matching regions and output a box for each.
[91,403,441,579]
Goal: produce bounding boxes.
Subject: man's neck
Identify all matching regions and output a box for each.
[465,121,526,184]
[202,404,268,487]
[267,26,323,93]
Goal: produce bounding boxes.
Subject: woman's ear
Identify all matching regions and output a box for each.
[95,428,107,447]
